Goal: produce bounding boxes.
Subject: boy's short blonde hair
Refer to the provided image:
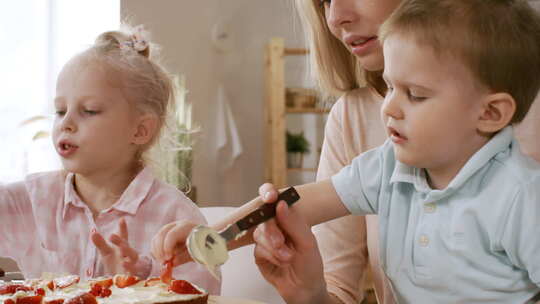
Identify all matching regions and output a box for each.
[380,0,540,123]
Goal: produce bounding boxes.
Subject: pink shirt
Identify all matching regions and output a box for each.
[0,167,220,295]
[313,88,540,304]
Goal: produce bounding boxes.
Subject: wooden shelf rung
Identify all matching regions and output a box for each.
[284,48,309,55]
[286,107,330,114]
[287,167,318,172]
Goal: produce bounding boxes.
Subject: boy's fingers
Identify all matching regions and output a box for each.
[151,222,177,261]
[119,218,128,241]
[259,183,278,203]
[91,232,114,257]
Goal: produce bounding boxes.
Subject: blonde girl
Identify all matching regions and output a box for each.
[0,25,219,294]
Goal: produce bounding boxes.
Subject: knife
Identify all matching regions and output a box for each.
[0,271,24,281]
[186,187,300,275]
[213,186,300,244]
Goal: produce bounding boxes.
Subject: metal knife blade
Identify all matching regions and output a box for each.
[0,272,24,281]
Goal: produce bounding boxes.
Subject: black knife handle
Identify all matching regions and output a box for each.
[236,187,300,231]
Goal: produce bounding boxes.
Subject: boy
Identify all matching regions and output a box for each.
[153,0,540,302]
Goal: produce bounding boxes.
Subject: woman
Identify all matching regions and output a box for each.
[253,0,540,303]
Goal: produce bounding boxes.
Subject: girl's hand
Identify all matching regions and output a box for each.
[253,183,332,304]
[151,220,198,267]
[91,218,143,276]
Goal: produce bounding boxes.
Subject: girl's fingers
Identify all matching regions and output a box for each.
[151,222,177,262]
[172,249,192,267]
[91,232,114,257]
[163,223,196,261]
[110,234,138,263]
[118,218,129,241]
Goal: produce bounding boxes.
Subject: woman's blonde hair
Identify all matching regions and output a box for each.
[294,0,386,98]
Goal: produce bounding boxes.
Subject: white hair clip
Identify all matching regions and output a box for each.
[120,25,149,52]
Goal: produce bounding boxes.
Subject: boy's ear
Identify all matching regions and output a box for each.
[132,114,158,146]
[476,92,516,133]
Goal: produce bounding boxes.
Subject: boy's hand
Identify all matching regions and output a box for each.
[91,218,143,276]
[253,183,331,304]
[151,220,198,267]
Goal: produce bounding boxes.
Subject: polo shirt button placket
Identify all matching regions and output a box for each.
[419,235,430,247]
[424,202,436,213]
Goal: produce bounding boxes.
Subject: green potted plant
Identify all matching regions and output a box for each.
[286,130,310,168]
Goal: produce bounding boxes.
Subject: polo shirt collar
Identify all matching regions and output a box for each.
[390,126,513,197]
[62,167,155,219]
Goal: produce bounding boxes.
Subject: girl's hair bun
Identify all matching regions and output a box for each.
[95,25,151,58]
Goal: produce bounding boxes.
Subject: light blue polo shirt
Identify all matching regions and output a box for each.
[332,127,540,303]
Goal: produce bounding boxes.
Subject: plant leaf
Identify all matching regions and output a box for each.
[19,115,50,126]
[32,131,50,140]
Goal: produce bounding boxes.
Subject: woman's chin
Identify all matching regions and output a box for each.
[356,52,384,72]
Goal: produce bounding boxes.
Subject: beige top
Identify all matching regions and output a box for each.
[313,88,540,304]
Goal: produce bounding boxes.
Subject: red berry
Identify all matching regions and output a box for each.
[15,295,43,304]
[169,280,202,295]
[100,288,112,298]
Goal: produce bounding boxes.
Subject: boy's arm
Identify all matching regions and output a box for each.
[151,179,349,264]
[500,180,540,287]
[221,180,349,251]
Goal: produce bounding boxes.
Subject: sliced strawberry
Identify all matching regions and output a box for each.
[168,280,202,295]
[35,289,45,297]
[113,274,140,288]
[88,284,101,297]
[99,288,111,298]
[160,259,173,284]
[53,275,79,289]
[0,284,33,295]
[64,293,97,304]
[144,277,161,287]
[46,282,54,291]
[15,295,43,304]
[4,299,15,304]
[44,300,64,304]
[89,278,112,290]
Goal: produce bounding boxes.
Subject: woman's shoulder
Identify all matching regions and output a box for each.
[331,87,383,115]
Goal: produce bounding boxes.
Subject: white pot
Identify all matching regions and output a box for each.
[287,152,304,168]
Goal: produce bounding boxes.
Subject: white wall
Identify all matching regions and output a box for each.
[121,1,308,205]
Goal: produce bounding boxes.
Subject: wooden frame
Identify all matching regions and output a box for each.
[264,37,311,188]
